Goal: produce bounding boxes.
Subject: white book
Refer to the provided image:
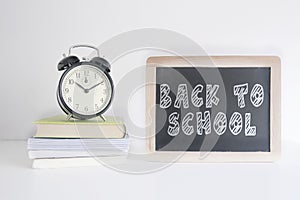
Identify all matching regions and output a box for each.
[32,157,127,169]
[28,149,128,159]
[27,137,129,150]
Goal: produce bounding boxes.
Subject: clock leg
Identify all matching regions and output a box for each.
[99,115,106,122]
[66,114,72,121]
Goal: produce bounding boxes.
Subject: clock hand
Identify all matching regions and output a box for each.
[86,81,104,92]
[75,82,88,93]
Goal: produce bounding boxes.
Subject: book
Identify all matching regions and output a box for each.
[29,115,129,168]
[27,137,129,150]
[32,156,127,169]
[28,149,128,159]
[33,115,126,138]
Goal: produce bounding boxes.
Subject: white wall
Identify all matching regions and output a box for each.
[0,0,298,141]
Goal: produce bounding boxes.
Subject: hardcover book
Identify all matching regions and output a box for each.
[34,115,126,139]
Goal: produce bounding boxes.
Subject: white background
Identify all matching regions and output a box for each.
[0,0,299,200]
[0,0,299,141]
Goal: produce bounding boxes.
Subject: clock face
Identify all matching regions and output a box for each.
[60,65,112,116]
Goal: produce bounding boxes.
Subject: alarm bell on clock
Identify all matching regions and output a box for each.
[56,45,114,121]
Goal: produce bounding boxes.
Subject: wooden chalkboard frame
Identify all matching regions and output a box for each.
[146,56,281,162]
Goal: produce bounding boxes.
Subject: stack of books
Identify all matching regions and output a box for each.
[27,115,129,168]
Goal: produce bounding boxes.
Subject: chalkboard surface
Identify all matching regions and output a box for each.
[155,67,270,152]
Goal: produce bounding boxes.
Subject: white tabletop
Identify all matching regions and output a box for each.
[0,140,299,200]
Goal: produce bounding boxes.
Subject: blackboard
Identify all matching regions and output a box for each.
[146,56,281,162]
[155,67,270,152]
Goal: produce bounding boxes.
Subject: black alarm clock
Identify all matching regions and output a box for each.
[57,45,114,120]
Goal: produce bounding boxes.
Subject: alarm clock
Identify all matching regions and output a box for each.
[57,45,114,120]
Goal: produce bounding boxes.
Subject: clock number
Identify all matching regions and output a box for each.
[67,97,72,103]
[64,88,69,93]
[75,104,79,109]
[84,106,88,112]
[69,79,74,85]
[95,104,99,110]
[84,70,89,76]
[100,98,104,103]
[94,73,98,79]
[76,72,80,78]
